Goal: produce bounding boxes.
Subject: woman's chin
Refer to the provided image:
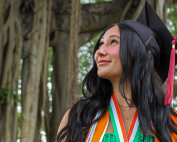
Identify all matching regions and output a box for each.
[97,72,109,80]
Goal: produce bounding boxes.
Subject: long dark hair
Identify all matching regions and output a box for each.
[57,24,177,142]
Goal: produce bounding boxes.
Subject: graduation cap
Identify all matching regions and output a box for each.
[119,1,177,105]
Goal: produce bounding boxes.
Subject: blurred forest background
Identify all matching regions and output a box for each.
[0,0,177,141]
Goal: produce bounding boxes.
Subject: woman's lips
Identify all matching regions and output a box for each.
[98,60,111,66]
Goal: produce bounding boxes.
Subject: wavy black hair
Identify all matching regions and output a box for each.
[57,24,177,142]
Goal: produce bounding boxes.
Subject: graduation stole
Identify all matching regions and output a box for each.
[85,93,141,142]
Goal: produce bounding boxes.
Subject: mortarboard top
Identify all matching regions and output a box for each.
[119,1,177,83]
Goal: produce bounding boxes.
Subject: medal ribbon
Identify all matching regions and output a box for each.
[108,93,140,142]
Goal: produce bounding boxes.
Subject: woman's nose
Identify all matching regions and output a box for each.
[96,47,107,56]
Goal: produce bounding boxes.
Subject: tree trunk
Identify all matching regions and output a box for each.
[0,0,22,141]
[68,0,80,108]
[48,32,70,142]
[20,0,48,141]
[34,0,52,141]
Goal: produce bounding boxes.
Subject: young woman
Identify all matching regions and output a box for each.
[57,2,177,142]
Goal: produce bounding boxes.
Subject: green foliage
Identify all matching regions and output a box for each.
[78,33,101,95]
[13,93,19,103]
[48,47,53,78]
[167,3,177,36]
[17,109,22,140]
[0,85,19,105]
[47,47,53,112]
[0,85,12,104]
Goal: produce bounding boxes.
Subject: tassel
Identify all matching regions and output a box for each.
[164,37,176,106]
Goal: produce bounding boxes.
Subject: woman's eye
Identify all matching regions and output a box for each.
[99,42,104,46]
[111,39,117,44]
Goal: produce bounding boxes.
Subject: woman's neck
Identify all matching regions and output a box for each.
[111,80,134,106]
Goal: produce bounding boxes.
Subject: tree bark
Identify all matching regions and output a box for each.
[67,0,80,108]
[0,0,22,141]
[49,31,70,142]
[20,0,48,141]
[35,0,52,141]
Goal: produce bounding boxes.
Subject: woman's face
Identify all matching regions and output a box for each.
[94,25,123,82]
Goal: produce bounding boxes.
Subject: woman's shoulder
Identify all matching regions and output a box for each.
[58,109,71,134]
[57,99,87,133]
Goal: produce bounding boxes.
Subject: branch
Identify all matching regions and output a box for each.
[53,0,137,33]
[120,0,133,21]
[80,1,129,33]
[131,0,146,20]
[79,31,100,47]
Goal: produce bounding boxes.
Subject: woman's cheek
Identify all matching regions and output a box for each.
[94,53,97,62]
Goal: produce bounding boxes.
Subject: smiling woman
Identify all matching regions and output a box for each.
[56,1,177,142]
[95,26,122,82]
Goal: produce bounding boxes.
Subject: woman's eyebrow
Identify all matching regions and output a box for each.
[100,35,120,40]
[109,35,120,38]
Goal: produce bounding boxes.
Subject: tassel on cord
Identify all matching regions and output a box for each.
[164,37,176,106]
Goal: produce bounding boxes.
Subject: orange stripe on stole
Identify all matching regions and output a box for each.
[85,110,110,142]
[127,110,138,141]
[112,94,128,141]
